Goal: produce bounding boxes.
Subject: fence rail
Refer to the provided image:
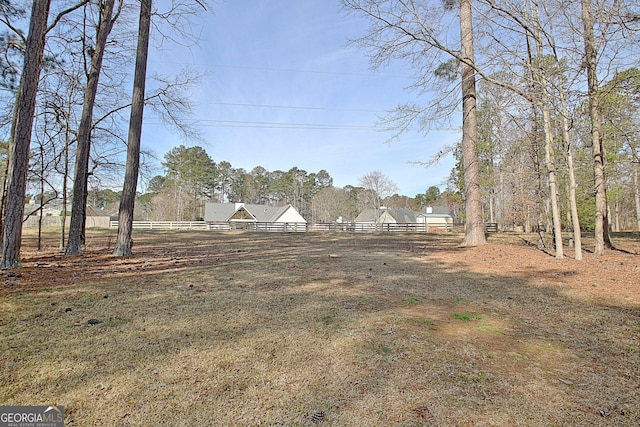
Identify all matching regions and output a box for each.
[309,223,452,233]
[27,219,458,234]
[109,221,307,232]
[485,223,498,233]
[107,221,455,233]
[227,222,307,232]
[109,221,209,230]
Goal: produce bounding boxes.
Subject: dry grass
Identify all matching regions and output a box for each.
[1,230,639,426]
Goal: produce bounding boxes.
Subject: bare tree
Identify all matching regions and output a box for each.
[311,187,352,224]
[553,56,583,260]
[580,0,610,255]
[527,0,563,258]
[359,170,398,214]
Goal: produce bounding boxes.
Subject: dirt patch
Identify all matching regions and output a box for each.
[1,230,639,425]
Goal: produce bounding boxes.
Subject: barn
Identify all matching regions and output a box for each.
[204,202,307,232]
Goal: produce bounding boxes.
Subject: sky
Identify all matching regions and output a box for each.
[143,0,460,197]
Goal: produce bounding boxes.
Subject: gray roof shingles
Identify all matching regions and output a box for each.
[204,203,293,223]
[355,206,451,223]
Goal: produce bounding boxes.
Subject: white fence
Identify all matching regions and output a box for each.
[28,219,451,233]
[109,221,209,230]
[23,216,110,229]
[309,222,452,233]
[108,221,307,232]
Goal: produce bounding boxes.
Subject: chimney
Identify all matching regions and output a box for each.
[426,206,433,214]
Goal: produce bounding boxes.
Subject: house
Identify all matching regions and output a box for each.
[354,206,452,232]
[85,206,112,228]
[204,202,307,232]
[418,206,454,231]
[355,207,419,225]
[22,202,112,228]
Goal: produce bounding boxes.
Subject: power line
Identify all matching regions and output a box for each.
[146,118,379,131]
[202,101,387,114]
[192,119,378,130]
[150,60,411,80]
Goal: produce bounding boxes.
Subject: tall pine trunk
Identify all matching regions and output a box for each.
[113,0,152,256]
[1,0,51,269]
[66,0,116,255]
[459,0,486,247]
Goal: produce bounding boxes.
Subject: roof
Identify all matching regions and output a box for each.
[355,206,452,223]
[204,203,305,223]
[425,206,450,215]
[86,206,111,217]
[355,207,420,223]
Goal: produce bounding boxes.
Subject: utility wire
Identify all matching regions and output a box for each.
[150,60,411,79]
[145,118,380,131]
[201,101,387,114]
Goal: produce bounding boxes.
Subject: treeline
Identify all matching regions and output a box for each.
[93,145,452,224]
[447,68,640,234]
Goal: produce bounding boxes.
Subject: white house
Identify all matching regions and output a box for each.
[354,206,452,232]
[204,203,307,232]
[416,206,454,231]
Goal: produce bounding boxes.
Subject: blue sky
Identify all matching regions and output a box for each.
[143,1,460,197]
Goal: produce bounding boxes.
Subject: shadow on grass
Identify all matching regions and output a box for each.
[2,231,639,426]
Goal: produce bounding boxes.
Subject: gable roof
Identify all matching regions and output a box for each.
[86,206,111,217]
[355,207,420,223]
[204,203,238,222]
[355,206,452,223]
[204,203,305,223]
[246,204,291,223]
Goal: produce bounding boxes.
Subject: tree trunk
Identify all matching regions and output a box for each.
[0,93,22,245]
[37,144,45,251]
[459,0,486,247]
[60,113,71,250]
[66,0,116,255]
[545,16,583,260]
[523,0,563,258]
[581,0,610,254]
[559,88,583,260]
[540,102,563,257]
[113,0,152,256]
[1,0,51,269]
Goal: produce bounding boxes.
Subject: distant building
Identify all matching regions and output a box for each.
[419,206,454,231]
[23,201,112,228]
[354,206,453,232]
[204,202,307,232]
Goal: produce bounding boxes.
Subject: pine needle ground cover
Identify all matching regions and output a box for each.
[1,230,639,425]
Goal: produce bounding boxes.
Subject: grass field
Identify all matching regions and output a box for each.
[1,230,639,426]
